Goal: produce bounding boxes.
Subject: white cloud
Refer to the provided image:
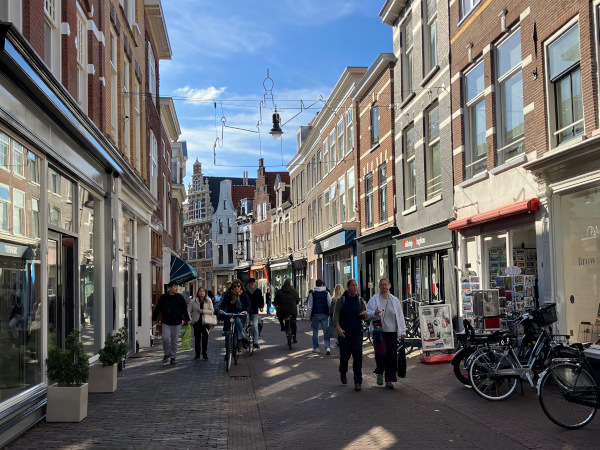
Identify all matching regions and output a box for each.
[174,85,227,103]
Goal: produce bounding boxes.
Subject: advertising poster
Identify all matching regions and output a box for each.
[419,304,454,351]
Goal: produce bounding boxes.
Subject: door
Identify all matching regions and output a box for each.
[47,232,76,349]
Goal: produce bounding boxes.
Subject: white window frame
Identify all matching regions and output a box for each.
[12,141,24,178]
[0,132,10,171]
[316,150,322,180]
[378,163,388,223]
[324,188,330,229]
[347,168,355,220]
[545,20,583,149]
[402,16,414,98]
[0,184,10,232]
[12,189,25,236]
[339,175,346,223]
[423,0,438,76]
[322,139,329,174]
[464,62,487,179]
[123,60,130,158]
[44,0,61,77]
[404,124,416,210]
[345,108,354,154]
[32,197,40,239]
[329,130,336,168]
[371,105,380,145]
[365,173,374,228]
[425,105,441,200]
[337,119,344,161]
[110,28,118,139]
[496,28,525,164]
[134,79,141,171]
[148,41,157,105]
[460,0,481,20]
[28,151,39,185]
[330,181,337,226]
[76,8,88,113]
[150,131,158,197]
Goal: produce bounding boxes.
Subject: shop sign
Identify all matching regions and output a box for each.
[584,225,600,241]
[402,235,426,249]
[0,243,19,256]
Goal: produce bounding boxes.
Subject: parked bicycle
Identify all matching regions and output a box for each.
[537,333,600,429]
[221,312,246,371]
[468,303,579,401]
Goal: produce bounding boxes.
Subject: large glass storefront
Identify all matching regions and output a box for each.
[560,186,600,341]
[324,248,354,292]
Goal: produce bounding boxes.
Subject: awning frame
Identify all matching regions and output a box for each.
[448,198,540,231]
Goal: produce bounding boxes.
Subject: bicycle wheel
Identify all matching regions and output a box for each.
[453,348,474,386]
[247,326,254,357]
[539,363,597,429]
[232,335,239,365]
[226,334,233,372]
[468,349,518,401]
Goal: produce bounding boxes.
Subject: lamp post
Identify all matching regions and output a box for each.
[269,111,283,140]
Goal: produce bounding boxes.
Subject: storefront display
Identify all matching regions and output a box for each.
[419,304,454,351]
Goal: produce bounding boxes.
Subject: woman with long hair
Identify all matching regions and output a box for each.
[188,287,214,360]
[328,284,345,345]
[218,279,250,359]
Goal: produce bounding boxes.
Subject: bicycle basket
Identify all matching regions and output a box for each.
[532,303,557,327]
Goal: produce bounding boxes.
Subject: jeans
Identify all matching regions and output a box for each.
[338,330,363,384]
[161,323,182,359]
[374,331,398,382]
[250,313,260,343]
[311,314,330,350]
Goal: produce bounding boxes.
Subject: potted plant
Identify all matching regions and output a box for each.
[45,329,90,422]
[89,328,128,393]
[114,326,129,371]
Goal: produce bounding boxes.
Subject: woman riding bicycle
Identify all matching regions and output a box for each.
[274,278,300,344]
[218,279,250,359]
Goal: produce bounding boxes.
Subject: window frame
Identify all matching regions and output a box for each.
[345,108,354,154]
[495,28,525,164]
[76,8,88,113]
[402,16,414,99]
[365,173,374,229]
[337,119,344,161]
[338,174,346,223]
[460,0,482,21]
[423,0,438,76]
[378,164,388,223]
[12,140,25,178]
[0,183,10,231]
[404,124,417,210]
[324,188,330,229]
[371,105,380,145]
[425,104,441,200]
[322,139,329,174]
[0,132,10,171]
[464,62,487,179]
[347,167,355,221]
[329,130,336,168]
[545,21,583,148]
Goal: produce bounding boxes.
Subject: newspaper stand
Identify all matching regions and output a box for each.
[418,303,455,365]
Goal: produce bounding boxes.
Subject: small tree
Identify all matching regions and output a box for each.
[98,327,129,366]
[46,329,89,386]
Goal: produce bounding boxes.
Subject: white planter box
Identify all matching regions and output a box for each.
[88,364,118,393]
[46,383,88,422]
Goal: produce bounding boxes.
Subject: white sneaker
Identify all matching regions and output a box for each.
[326,348,331,355]
[312,348,320,353]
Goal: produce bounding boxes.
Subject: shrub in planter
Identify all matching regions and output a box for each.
[98,327,129,367]
[46,329,89,386]
[45,329,90,422]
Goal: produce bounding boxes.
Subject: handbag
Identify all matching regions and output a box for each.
[397,339,407,378]
[324,323,338,340]
[202,313,217,326]
[180,324,192,351]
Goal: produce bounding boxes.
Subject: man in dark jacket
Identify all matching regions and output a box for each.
[274,278,300,343]
[246,278,264,349]
[307,279,332,354]
[333,279,367,391]
[152,281,191,365]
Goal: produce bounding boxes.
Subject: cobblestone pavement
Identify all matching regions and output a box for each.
[7,314,600,449]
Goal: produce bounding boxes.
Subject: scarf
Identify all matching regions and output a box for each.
[247,285,257,295]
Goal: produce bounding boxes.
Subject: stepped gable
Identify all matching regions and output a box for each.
[265,172,290,207]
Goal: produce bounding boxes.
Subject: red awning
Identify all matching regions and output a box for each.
[448,198,540,231]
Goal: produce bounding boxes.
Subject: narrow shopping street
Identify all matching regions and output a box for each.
[7,314,598,449]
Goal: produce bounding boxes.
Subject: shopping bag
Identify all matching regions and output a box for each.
[397,340,407,378]
[324,324,338,340]
[180,324,192,351]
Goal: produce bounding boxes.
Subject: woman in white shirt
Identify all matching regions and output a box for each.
[366,279,406,389]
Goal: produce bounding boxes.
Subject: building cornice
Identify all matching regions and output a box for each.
[144,0,172,59]
[379,0,407,26]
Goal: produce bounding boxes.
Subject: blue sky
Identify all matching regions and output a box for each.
[160,0,392,184]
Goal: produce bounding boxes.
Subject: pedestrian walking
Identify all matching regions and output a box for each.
[188,287,214,360]
[333,279,367,391]
[307,280,332,354]
[246,278,264,349]
[327,284,345,346]
[274,278,300,343]
[366,279,406,389]
[266,288,272,314]
[152,281,191,365]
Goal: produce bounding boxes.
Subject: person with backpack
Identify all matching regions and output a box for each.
[307,279,332,354]
[246,278,264,349]
[333,279,367,391]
